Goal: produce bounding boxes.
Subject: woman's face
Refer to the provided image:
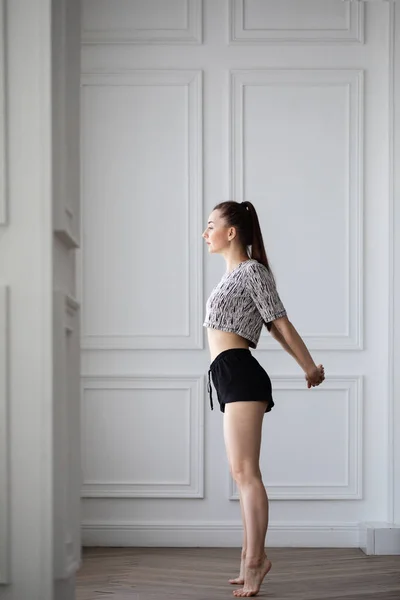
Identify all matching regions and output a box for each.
[202,210,233,253]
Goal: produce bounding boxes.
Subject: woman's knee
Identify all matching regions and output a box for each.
[230,461,262,485]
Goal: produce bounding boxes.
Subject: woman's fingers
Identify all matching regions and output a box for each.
[305,365,325,388]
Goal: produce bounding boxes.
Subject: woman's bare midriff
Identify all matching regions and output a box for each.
[207,328,250,363]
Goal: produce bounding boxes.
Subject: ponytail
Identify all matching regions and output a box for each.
[240,201,277,331]
[240,201,271,271]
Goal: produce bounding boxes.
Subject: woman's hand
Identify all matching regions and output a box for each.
[305,364,325,388]
[271,319,326,388]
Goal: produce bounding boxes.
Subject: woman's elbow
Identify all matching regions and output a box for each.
[272,315,291,335]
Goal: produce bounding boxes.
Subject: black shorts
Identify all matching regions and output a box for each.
[207,348,274,413]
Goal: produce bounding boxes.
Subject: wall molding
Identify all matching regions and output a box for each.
[388,0,396,527]
[230,69,364,350]
[360,522,400,556]
[81,375,205,498]
[229,0,364,45]
[0,0,7,225]
[80,70,203,350]
[81,519,361,548]
[360,522,400,555]
[53,291,81,580]
[390,0,400,530]
[53,0,80,249]
[228,376,363,500]
[0,286,9,584]
[82,0,202,45]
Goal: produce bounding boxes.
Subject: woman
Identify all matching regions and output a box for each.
[202,200,325,598]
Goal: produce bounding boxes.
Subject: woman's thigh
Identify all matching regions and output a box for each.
[223,401,268,476]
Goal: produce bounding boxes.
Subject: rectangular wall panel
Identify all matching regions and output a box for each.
[229,376,363,500]
[81,70,203,350]
[81,376,204,498]
[230,69,363,350]
[82,0,202,44]
[229,0,364,44]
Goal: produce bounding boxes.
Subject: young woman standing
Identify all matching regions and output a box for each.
[202,201,325,598]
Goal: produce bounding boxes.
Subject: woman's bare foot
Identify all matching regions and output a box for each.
[229,552,246,585]
[232,554,271,597]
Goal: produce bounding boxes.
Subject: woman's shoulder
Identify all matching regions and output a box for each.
[244,259,269,275]
[243,259,276,286]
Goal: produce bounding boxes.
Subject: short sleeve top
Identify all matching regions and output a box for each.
[203,258,287,349]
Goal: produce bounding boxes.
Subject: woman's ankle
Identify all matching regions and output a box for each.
[245,552,267,567]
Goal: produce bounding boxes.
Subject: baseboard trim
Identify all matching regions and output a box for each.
[82,521,361,548]
[359,522,400,555]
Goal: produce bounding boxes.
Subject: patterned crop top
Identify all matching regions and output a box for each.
[203,259,287,349]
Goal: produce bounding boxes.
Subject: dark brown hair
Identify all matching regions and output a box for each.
[213,200,274,274]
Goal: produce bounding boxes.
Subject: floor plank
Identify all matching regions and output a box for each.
[76,547,400,600]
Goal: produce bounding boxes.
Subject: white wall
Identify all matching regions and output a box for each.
[0,1,53,597]
[80,0,399,550]
[0,1,81,598]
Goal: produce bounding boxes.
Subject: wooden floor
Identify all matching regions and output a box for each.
[76,547,400,600]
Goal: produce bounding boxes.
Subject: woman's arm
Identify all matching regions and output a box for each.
[269,317,324,387]
[244,262,324,386]
[268,321,299,362]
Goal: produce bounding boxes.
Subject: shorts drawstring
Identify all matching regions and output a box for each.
[207,368,214,410]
